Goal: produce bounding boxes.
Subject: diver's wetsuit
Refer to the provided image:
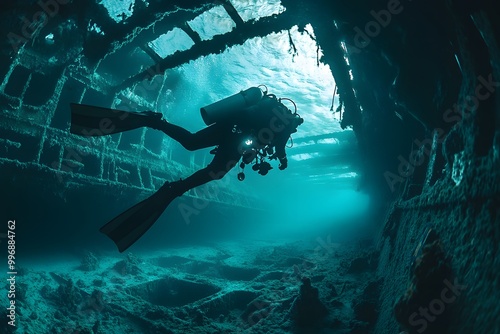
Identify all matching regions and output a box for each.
[156,121,242,195]
[154,118,290,196]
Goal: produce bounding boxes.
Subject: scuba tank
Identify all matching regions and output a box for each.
[200,86,264,126]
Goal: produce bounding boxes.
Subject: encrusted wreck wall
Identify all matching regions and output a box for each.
[1,0,273,198]
[375,143,500,333]
[322,0,500,332]
[0,7,248,201]
[283,0,499,332]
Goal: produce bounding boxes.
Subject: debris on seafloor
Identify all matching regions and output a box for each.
[289,277,329,327]
[351,278,384,333]
[80,251,100,271]
[114,252,142,275]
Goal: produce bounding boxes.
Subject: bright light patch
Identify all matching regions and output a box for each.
[308,171,357,179]
[230,0,284,22]
[317,138,339,144]
[289,153,321,161]
[340,41,348,53]
[148,29,195,58]
[293,140,316,148]
[99,0,135,23]
[88,22,104,35]
[45,33,54,44]
[335,172,358,179]
[339,41,353,68]
[245,139,253,146]
[188,6,236,41]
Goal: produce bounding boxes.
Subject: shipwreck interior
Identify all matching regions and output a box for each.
[1,0,499,333]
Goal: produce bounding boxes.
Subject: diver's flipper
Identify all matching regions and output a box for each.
[70,103,161,136]
[99,184,177,252]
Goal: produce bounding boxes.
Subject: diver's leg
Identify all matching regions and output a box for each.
[150,120,225,151]
[167,142,242,195]
[70,104,164,136]
[99,141,241,252]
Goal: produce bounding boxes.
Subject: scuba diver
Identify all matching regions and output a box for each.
[70,86,304,252]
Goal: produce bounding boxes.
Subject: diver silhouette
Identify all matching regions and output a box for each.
[70,86,304,252]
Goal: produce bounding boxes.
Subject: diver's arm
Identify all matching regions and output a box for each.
[273,133,289,170]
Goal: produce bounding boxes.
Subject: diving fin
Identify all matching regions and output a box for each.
[100,183,178,252]
[70,103,162,136]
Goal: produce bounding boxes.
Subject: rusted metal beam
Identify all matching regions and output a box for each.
[220,0,245,27]
[140,44,163,64]
[180,22,202,44]
[114,11,299,92]
[83,1,216,62]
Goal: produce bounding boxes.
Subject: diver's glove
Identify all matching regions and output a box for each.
[278,157,288,170]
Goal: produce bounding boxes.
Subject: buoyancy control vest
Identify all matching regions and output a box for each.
[201,86,304,180]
